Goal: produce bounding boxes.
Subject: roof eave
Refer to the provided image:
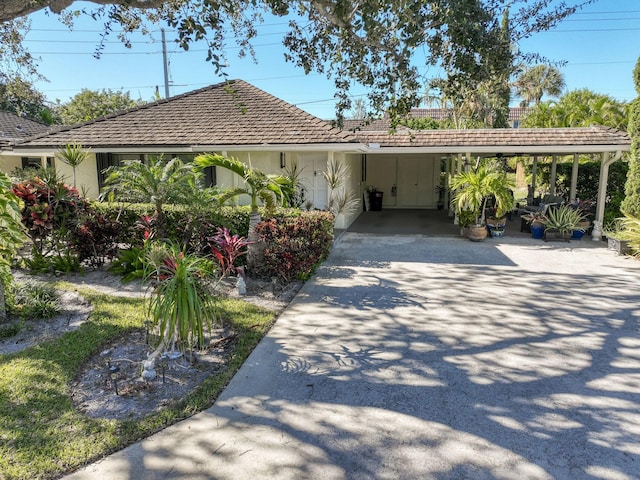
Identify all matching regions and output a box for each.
[364,144,631,155]
[192,143,366,153]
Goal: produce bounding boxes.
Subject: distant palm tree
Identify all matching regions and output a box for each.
[514,65,565,107]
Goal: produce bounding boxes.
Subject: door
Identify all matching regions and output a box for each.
[297,153,328,209]
[396,155,438,207]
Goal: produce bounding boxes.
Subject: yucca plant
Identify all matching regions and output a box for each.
[541,205,586,236]
[144,243,218,355]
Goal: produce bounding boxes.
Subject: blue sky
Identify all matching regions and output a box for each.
[23,0,640,119]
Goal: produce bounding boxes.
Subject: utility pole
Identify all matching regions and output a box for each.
[161,28,170,98]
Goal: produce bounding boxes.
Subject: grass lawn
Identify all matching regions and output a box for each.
[0,284,276,480]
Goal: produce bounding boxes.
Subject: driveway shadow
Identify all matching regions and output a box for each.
[64,234,640,480]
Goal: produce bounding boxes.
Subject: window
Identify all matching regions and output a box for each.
[21,157,53,169]
[96,153,216,191]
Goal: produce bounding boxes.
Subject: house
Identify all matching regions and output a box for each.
[0,111,51,172]
[3,80,631,235]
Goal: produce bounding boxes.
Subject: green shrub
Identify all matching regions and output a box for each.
[254,211,335,281]
[11,281,60,320]
[529,159,628,223]
[92,202,252,251]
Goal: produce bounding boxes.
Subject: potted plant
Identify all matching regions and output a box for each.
[450,161,515,242]
[569,199,595,239]
[521,210,547,239]
[540,205,586,242]
[604,216,636,255]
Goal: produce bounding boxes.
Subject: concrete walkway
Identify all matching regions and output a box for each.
[65,234,640,480]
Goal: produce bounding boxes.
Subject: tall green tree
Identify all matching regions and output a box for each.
[0,17,56,123]
[100,156,202,239]
[3,0,593,122]
[56,89,143,125]
[514,64,566,107]
[621,58,640,217]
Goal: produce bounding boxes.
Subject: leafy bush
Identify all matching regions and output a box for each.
[69,213,121,268]
[529,159,628,225]
[253,211,334,281]
[92,202,252,251]
[10,281,60,320]
[108,245,146,282]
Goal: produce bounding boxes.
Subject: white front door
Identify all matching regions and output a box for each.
[297,153,328,210]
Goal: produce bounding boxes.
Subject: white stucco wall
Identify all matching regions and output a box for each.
[0,154,23,175]
[55,154,100,198]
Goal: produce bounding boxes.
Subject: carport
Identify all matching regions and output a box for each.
[352,125,631,240]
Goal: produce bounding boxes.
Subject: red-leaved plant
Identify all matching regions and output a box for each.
[208,227,250,278]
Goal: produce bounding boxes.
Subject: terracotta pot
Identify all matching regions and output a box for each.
[467,224,488,242]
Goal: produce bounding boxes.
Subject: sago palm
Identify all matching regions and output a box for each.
[100,155,201,239]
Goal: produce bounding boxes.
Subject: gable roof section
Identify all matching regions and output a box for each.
[355,126,631,155]
[0,111,50,147]
[15,80,357,150]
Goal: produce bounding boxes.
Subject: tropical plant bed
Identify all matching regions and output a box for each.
[0,271,302,480]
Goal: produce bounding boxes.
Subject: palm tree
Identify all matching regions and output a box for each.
[100,155,201,239]
[514,65,565,107]
[55,142,90,188]
[194,154,286,269]
[450,161,515,225]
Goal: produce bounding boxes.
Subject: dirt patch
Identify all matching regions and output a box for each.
[4,269,303,420]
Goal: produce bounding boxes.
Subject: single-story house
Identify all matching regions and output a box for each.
[0,111,51,171]
[1,80,631,236]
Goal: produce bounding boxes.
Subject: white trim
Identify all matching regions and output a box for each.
[192,144,365,153]
[361,145,630,155]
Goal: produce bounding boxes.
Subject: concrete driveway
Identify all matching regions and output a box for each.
[66,234,640,480]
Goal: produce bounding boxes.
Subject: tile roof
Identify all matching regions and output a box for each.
[352,126,631,153]
[0,111,50,147]
[409,107,531,121]
[16,80,357,149]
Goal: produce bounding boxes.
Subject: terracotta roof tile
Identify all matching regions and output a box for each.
[17,80,358,149]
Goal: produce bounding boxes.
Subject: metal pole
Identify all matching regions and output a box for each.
[161,28,170,98]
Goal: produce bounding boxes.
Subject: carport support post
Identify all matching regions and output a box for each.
[549,156,558,196]
[592,150,622,241]
[529,157,538,204]
[570,153,579,203]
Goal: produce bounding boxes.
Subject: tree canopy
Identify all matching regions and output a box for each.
[513,64,566,107]
[55,88,143,124]
[0,0,594,122]
[521,88,629,130]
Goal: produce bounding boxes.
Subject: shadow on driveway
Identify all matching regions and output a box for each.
[65,234,640,480]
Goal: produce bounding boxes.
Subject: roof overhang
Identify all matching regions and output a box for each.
[10,143,366,156]
[363,144,630,156]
